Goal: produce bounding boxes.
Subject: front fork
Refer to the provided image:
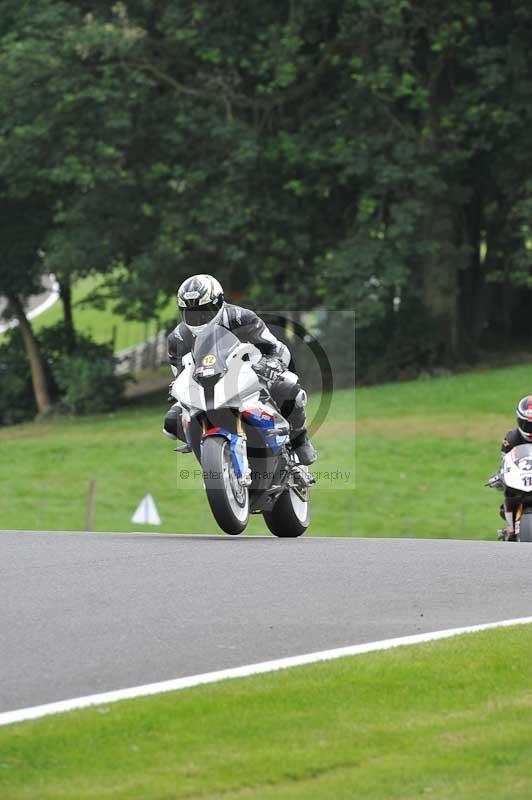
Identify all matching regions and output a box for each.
[514,504,523,539]
[200,413,251,486]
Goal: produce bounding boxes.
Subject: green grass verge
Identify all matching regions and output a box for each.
[356,363,532,539]
[4,358,532,538]
[30,275,176,352]
[0,389,355,535]
[1,625,531,799]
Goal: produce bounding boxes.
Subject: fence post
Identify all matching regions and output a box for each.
[85,480,97,532]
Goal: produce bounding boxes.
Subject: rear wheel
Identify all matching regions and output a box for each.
[202,437,249,535]
[519,513,532,542]
[263,486,310,538]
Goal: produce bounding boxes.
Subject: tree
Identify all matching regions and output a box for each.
[0,1,154,339]
[0,201,53,414]
[3,0,532,391]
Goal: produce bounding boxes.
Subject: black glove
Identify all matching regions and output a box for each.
[253,357,285,382]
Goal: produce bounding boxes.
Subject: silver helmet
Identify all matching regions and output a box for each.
[517,396,532,442]
[177,274,224,334]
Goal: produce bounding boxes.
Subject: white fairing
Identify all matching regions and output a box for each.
[502,446,532,492]
[171,342,263,412]
[171,353,205,409]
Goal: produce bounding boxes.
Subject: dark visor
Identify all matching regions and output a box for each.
[182,303,219,326]
[519,415,532,434]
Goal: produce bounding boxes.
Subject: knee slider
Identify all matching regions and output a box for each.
[164,403,180,437]
[164,415,178,438]
[295,388,307,408]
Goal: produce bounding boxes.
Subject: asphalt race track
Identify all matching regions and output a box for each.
[2,530,532,714]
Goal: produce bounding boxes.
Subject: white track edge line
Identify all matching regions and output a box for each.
[2,615,532,728]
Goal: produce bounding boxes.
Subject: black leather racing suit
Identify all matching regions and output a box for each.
[499,428,529,524]
[501,428,528,456]
[163,303,309,445]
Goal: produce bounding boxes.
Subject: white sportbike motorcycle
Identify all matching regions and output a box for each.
[170,325,314,536]
[487,443,532,541]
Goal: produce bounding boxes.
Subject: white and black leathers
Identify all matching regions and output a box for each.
[168,303,290,372]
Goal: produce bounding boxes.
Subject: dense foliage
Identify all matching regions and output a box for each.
[1,0,532,404]
[0,325,128,424]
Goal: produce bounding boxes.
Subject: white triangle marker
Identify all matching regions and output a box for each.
[131,494,161,526]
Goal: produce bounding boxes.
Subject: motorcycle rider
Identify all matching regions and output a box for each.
[495,396,532,540]
[163,274,317,465]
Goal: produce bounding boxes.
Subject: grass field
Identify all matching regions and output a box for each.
[0,388,355,535]
[356,362,532,540]
[1,624,531,799]
[3,360,532,538]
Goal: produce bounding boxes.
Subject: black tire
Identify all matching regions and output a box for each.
[519,514,532,542]
[263,487,310,538]
[202,436,249,535]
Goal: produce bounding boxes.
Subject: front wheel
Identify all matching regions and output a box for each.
[202,437,249,535]
[519,513,532,542]
[263,487,310,538]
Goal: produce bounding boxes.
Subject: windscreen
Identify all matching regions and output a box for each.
[509,443,532,467]
[192,325,241,377]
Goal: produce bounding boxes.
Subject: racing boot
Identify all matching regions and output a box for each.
[501,508,517,541]
[281,386,317,465]
[290,430,317,465]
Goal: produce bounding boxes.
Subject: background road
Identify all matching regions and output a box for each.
[0,274,58,334]
[2,531,532,713]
